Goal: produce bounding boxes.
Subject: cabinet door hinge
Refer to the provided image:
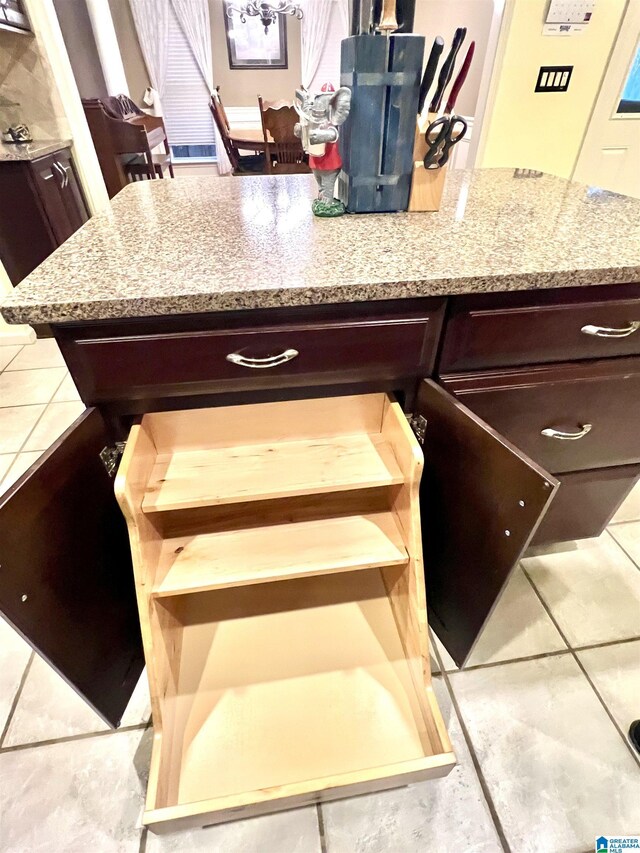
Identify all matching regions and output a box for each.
[409,414,427,446]
[100,442,126,478]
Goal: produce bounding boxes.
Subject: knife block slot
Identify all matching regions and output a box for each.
[408,115,447,212]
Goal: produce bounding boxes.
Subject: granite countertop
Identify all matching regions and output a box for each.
[2,168,640,325]
[0,139,71,162]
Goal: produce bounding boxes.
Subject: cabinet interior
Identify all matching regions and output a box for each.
[115,393,455,832]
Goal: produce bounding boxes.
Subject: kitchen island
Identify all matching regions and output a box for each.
[0,168,639,748]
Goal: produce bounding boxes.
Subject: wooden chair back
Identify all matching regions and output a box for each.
[258,96,309,174]
[209,93,239,170]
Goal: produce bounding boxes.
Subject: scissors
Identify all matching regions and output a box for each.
[423,115,468,169]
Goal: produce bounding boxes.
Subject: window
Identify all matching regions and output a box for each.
[163,3,216,161]
[617,42,640,115]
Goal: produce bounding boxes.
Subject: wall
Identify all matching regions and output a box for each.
[479,0,627,178]
[108,0,151,101]
[210,0,302,105]
[0,27,69,139]
[53,0,107,99]
[109,0,302,107]
[413,0,494,117]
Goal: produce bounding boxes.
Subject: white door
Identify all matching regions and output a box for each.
[573,1,640,197]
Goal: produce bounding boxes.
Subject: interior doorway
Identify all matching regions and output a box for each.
[573,1,640,197]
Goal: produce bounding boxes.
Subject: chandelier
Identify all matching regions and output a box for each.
[226,1,303,34]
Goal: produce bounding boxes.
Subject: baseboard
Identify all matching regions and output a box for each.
[0,323,36,346]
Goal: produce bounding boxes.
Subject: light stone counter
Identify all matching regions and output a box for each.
[2,169,639,325]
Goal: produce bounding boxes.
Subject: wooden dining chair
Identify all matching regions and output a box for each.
[209,92,266,176]
[258,96,310,175]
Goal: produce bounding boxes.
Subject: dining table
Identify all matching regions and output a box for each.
[228,126,274,153]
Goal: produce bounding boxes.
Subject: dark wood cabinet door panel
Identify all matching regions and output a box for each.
[0,410,143,727]
[442,358,640,474]
[0,162,56,285]
[531,464,640,546]
[31,151,88,245]
[440,285,640,372]
[416,380,558,667]
[59,311,442,403]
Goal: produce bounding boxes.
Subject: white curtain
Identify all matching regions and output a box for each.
[129,0,171,114]
[301,0,333,91]
[170,0,232,175]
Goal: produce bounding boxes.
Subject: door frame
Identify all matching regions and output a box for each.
[573,0,638,184]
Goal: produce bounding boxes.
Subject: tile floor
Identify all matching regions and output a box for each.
[0,338,639,853]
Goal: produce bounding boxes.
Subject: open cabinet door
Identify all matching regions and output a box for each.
[0,409,143,727]
[415,380,559,667]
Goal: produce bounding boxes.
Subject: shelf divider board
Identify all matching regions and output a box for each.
[154,511,409,597]
[141,434,404,514]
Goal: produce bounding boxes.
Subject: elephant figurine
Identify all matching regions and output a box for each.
[294,84,351,217]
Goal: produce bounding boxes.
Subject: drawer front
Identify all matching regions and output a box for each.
[440,290,640,371]
[442,359,640,474]
[59,306,443,403]
[531,464,640,546]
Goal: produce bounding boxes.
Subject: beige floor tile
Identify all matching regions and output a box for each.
[0,617,32,734]
[608,522,640,568]
[5,338,65,370]
[0,367,66,407]
[52,372,81,402]
[321,678,502,853]
[1,451,45,491]
[429,569,567,671]
[522,532,640,646]
[450,655,640,853]
[577,640,640,740]
[0,728,148,852]
[146,807,322,853]
[0,453,15,483]
[466,567,567,667]
[23,401,85,452]
[0,404,45,453]
[0,345,22,371]
[430,629,458,672]
[610,478,640,523]
[4,655,151,746]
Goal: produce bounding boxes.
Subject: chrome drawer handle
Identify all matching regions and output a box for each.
[541,423,592,441]
[226,348,299,369]
[581,321,640,338]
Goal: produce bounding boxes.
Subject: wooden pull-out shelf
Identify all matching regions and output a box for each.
[115,393,455,833]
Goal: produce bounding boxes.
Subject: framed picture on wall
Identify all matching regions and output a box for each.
[224,2,288,69]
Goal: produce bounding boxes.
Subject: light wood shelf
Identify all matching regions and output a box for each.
[144,569,453,830]
[153,511,408,597]
[142,434,404,514]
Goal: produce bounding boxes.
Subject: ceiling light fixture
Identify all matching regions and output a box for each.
[226,1,303,34]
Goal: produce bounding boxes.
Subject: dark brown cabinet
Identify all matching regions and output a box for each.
[0,286,638,728]
[0,0,30,32]
[0,147,88,285]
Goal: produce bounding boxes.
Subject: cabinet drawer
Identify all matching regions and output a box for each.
[442,358,640,474]
[58,304,443,403]
[440,287,640,371]
[531,464,640,546]
[115,394,454,830]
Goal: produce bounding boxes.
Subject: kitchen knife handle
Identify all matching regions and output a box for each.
[418,36,445,114]
[377,0,398,32]
[445,41,475,115]
[429,27,466,114]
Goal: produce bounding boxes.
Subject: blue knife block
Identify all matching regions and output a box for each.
[338,34,425,214]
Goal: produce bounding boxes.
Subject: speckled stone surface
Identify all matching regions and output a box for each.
[2,168,640,325]
[0,140,71,162]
